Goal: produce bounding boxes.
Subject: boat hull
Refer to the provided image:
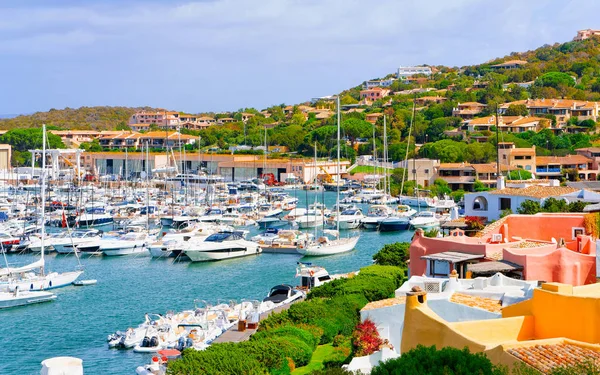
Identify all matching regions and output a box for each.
[1,270,83,291]
[0,291,56,309]
[185,246,261,262]
[297,237,359,257]
[102,246,149,256]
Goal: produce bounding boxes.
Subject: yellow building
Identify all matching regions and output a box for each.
[402,282,600,373]
[0,144,11,170]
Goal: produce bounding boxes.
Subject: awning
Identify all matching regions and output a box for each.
[468,261,523,275]
[421,251,484,263]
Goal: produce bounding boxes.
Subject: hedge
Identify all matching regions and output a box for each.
[167,343,266,375]
[251,325,318,349]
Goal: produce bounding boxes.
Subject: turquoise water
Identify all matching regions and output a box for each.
[0,191,414,375]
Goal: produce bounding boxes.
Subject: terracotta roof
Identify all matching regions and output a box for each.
[576,147,600,153]
[449,293,502,313]
[457,102,487,107]
[502,99,599,110]
[489,186,579,198]
[361,297,406,311]
[472,163,518,174]
[491,60,528,67]
[508,344,600,374]
[509,148,536,156]
[510,116,546,126]
[365,113,384,118]
[439,163,472,170]
[536,155,591,166]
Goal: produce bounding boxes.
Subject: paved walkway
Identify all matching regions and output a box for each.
[212,298,304,343]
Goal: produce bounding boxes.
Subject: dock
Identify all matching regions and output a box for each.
[212,298,304,343]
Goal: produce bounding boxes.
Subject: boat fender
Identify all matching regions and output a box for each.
[142,336,150,348]
[150,336,159,347]
[186,338,193,348]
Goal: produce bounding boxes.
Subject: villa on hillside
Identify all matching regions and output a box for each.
[499,99,600,129]
[360,87,391,100]
[464,115,548,133]
[452,102,487,119]
[98,131,196,150]
[574,28,600,41]
[490,60,528,69]
[536,155,593,180]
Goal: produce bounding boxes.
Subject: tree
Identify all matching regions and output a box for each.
[504,104,529,116]
[474,180,489,192]
[535,72,575,89]
[542,197,568,212]
[517,200,542,215]
[507,169,532,180]
[372,242,410,267]
[342,118,372,146]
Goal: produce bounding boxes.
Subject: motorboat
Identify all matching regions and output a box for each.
[257,204,282,218]
[378,216,410,232]
[256,216,288,229]
[148,223,228,258]
[262,284,304,305]
[360,205,393,230]
[409,210,440,229]
[295,262,333,290]
[0,287,56,309]
[297,230,359,257]
[328,208,363,230]
[75,206,114,228]
[253,229,311,254]
[183,231,261,262]
[101,228,155,256]
[399,195,434,208]
[218,212,257,228]
[53,229,103,254]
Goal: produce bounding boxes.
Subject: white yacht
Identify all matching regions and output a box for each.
[297,230,359,257]
[75,206,114,228]
[409,211,440,229]
[329,208,363,230]
[101,229,154,256]
[183,231,261,262]
[360,205,393,230]
[0,288,57,309]
[52,230,103,254]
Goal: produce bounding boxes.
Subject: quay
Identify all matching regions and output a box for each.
[212,296,305,343]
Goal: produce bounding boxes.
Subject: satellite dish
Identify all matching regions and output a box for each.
[140,171,147,179]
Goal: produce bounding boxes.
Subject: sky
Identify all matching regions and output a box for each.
[0,0,597,115]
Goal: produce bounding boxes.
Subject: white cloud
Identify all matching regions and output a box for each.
[0,0,598,114]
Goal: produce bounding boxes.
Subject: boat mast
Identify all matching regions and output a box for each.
[313,142,318,240]
[336,96,340,233]
[383,114,387,203]
[146,142,150,231]
[40,124,47,275]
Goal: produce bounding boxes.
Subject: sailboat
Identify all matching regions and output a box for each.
[0,124,83,292]
[297,97,360,257]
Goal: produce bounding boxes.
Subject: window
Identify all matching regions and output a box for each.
[503,155,507,160]
[525,165,531,170]
[572,227,585,240]
[499,197,511,210]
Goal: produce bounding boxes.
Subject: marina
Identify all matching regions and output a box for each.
[0,189,414,374]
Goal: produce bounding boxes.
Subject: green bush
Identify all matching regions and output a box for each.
[308,265,405,302]
[251,325,317,349]
[270,335,313,367]
[371,345,506,375]
[167,344,267,375]
[238,338,287,371]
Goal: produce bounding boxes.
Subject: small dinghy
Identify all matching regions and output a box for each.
[72,279,97,286]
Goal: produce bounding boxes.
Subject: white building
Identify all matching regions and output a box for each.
[363,79,396,89]
[463,179,597,221]
[397,66,433,78]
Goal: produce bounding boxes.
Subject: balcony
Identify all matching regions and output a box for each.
[536,166,561,175]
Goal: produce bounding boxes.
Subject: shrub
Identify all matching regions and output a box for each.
[270,335,313,367]
[323,345,352,369]
[372,242,410,267]
[352,319,383,357]
[239,338,287,371]
[258,309,291,331]
[251,325,317,349]
[167,344,266,375]
[371,345,506,375]
[359,265,406,288]
[465,216,486,232]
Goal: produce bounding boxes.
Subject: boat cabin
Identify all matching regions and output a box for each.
[296,262,332,290]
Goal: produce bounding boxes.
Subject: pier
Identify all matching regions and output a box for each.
[212,297,304,343]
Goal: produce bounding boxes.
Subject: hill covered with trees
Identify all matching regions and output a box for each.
[0,106,157,130]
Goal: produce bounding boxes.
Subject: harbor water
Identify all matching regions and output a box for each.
[0,191,414,374]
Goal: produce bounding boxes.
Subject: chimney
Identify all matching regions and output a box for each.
[497,175,505,190]
[446,269,460,292]
[406,286,427,308]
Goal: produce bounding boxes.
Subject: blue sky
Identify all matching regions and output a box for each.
[0,0,597,115]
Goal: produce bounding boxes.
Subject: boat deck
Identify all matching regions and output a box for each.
[212,297,304,343]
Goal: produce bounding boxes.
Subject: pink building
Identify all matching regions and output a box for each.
[359,87,391,100]
[409,213,596,286]
[574,29,600,41]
